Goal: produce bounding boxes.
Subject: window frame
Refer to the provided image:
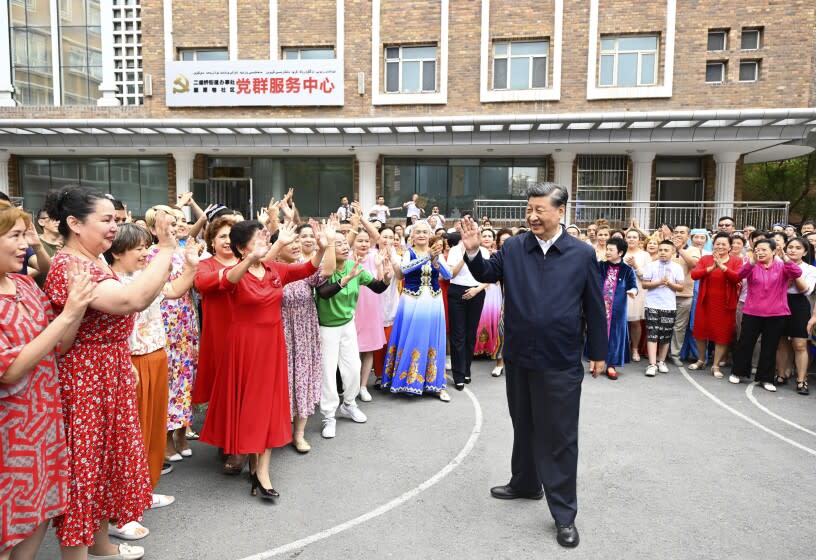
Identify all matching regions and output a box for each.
[492,40,549,91]
[282,47,336,60]
[738,60,759,82]
[706,30,727,52]
[740,28,761,51]
[384,44,438,94]
[178,48,229,62]
[598,35,659,88]
[705,61,726,84]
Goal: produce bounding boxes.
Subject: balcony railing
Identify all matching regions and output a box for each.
[471,199,790,231]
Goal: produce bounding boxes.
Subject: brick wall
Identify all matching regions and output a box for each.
[8,156,19,198]
[2,0,812,119]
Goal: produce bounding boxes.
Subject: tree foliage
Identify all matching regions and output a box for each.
[743,153,816,223]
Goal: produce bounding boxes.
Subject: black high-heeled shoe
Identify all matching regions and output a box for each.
[249,472,280,500]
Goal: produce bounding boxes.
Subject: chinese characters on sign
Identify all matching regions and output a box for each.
[165,60,343,107]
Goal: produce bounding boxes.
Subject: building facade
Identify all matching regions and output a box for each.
[1,0,814,228]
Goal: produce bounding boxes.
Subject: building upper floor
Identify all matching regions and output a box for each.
[1,0,815,118]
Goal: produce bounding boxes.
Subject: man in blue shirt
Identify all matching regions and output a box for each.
[461,183,607,549]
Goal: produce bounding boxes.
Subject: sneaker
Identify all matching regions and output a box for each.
[491,366,504,377]
[728,374,741,384]
[657,361,669,374]
[338,403,368,423]
[669,356,683,367]
[321,418,336,439]
[762,382,777,392]
[645,365,657,377]
[359,386,373,402]
[160,462,173,475]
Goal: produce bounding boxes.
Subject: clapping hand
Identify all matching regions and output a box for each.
[349,202,362,230]
[154,209,178,249]
[23,223,41,248]
[276,221,298,246]
[457,216,481,252]
[63,260,96,321]
[346,256,365,280]
[248,236,271,262]
[182,237,200,269]
[177,192,194,208]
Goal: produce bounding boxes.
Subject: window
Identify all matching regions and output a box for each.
[179,48,229,61]
[9,0,55,105]
[382,158,547,216]
[599,35,658,87]
[113,0,143,106]
[19,157,170,217]
[739,60,759,82]
[492,40,548,90]
[282,47,335,60]
[705,61,725,83]
[740,28,761,50]
[706,30,727,51]
[575,155,628,225]
[384,45,436,93]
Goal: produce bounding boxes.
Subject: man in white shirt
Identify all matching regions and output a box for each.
[446,234,490,389]
[430,206,446,227]
[337,196,351,221]
[402,193,424,225]
[367,195,391,222]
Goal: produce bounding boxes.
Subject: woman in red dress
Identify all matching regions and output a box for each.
[43,185,178,560]
[0,202,95,559]
[200,220,328,499]
[689,232,743,378]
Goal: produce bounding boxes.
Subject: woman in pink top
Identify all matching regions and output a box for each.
[730,238,801,391]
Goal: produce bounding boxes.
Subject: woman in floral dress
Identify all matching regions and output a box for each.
[146,208,200,462]
[43,185,178,559]
[0,201,95,559]
[279,221,335,453]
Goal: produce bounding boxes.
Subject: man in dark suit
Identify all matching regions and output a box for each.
[460,182,607,548]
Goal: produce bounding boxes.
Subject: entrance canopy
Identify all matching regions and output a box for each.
[0,108,814,162]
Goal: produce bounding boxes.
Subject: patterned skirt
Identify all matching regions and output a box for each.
[383,290,447,395]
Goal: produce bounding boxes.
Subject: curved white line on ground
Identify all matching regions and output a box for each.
[679,368,816,457]
[745,383,816,438]
[236,385,484,560]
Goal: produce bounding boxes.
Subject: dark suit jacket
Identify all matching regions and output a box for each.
[464,228,608,372]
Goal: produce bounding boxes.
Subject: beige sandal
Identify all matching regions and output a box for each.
[712,367,724,379]
[688,361,706,371]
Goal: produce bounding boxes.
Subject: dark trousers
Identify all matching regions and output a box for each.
[447,284,486,384]
[733,314,786,383]
[505,361,582,525]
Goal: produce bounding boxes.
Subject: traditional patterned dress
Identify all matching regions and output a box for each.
[473,281,502,357]
[282,267,325,420]
[0,274,69,551]
[148,247,199,430]
[596,260,637,367]
[44,254,152,546]
[383,249,451,395]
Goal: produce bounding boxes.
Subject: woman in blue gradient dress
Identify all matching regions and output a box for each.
[382,221,452,402]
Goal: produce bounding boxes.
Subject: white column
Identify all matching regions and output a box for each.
[356,151,379,215]
[96,0,120,106]
[0,8,15,106]
[173,152,195,220]
[714,152,739,226]
[630,151,655,231]
[552,151,575,225]
[0,152,11,196]
[229,0,238,60]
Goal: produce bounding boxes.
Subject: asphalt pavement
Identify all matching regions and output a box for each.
[37,358,816,559]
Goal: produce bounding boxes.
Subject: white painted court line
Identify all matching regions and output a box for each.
[235,385,484,560]
[745,383,816,438]
[679,368,816,458]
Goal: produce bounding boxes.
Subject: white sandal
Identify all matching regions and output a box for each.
[107,521,149,541]
[438,390,451,402]
[88,543,145,560]
[150,493,175,509]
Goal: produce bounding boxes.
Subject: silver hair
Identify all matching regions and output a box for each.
[526,182,569,207]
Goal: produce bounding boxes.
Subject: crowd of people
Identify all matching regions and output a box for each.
[2,183,816,558]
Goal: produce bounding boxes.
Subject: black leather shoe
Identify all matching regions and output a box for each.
[556,524,580,548]
[490,484,544,500]
[454,382,465,391]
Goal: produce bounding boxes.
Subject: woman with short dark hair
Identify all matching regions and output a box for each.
[597,237,637,379]
[688,232,743,378]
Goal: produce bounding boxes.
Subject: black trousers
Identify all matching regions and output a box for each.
[505,361,582,525]
[447,284,486,384]
[733,313,787,383]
